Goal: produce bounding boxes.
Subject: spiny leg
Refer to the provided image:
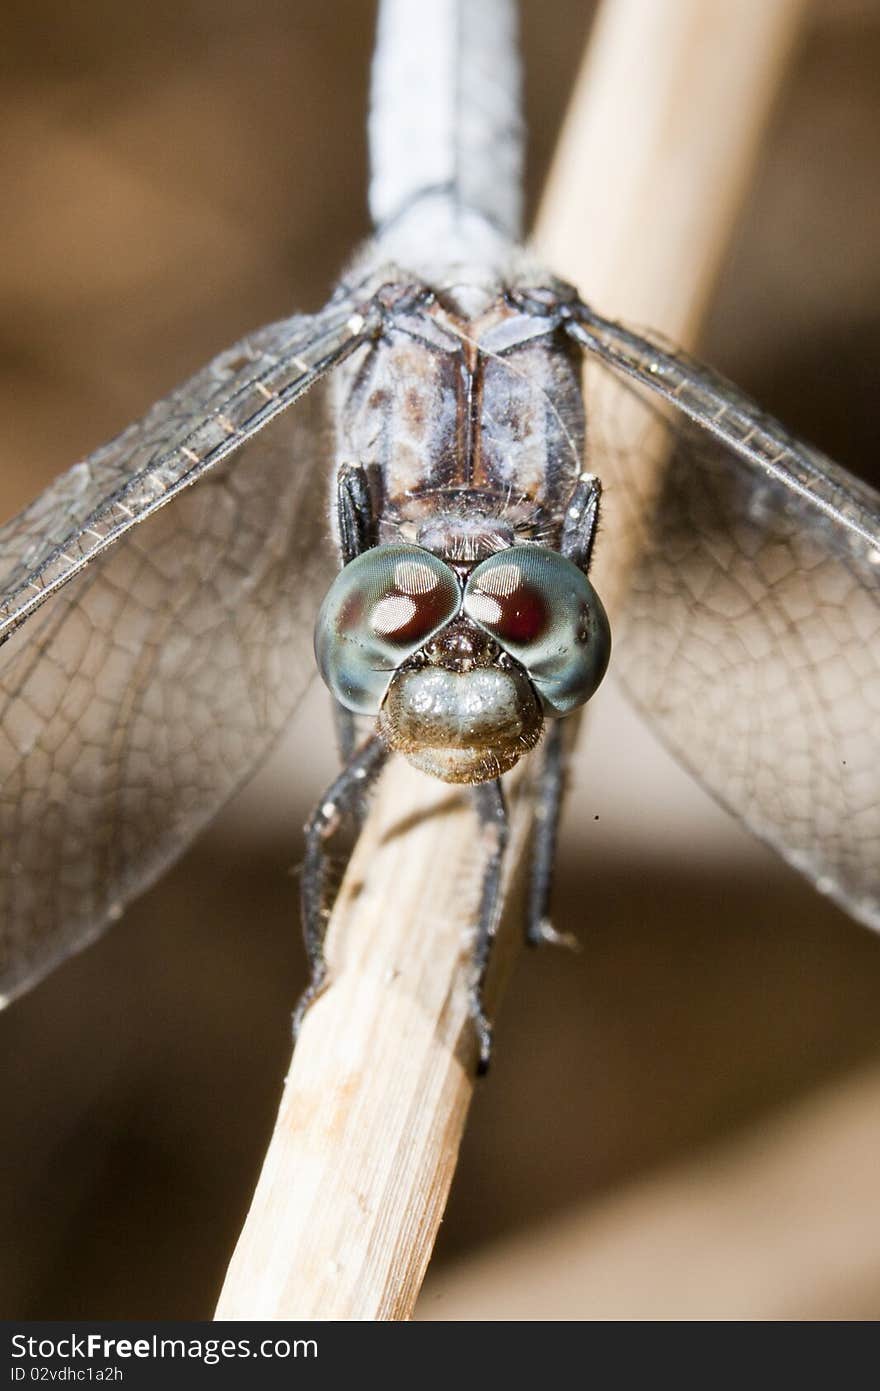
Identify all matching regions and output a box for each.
[561,471,602,571]
[526,721,578,950]
[468,778,509,1075]
[337,460,378,566]
[331,459,379,801]
[293,733,389,1038]
[332,702,375,832]
[523,471,603,947]
[333,700,359,766]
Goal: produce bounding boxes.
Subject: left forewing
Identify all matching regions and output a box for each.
[0,292,378,1006]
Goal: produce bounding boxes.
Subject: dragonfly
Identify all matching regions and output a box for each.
[1,0,878,1072]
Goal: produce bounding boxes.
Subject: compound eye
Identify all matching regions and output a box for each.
[315,544,460,714]
[463,546,611,716]
[463,555,550,645]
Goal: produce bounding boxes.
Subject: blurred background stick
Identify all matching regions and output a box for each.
[214,0,807,1322]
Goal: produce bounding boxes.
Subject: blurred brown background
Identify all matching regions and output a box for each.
[1,0,879,1320]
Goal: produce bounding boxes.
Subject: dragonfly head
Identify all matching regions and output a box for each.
[378,617,544,783]
[315,543,610,785]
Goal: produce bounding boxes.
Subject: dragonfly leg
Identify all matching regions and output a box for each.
[526,722,579,951]
[538,472,601,946]
[333,701,358,765]
[293,733,389,1039]
[332,461,379,779]
[468,778,509,1075]
[337,460,378,566]
[560,472,602,572]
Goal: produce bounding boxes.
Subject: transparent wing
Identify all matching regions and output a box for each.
[0,294,378,644]
[567,305,880,930]
[0,295,379,1006]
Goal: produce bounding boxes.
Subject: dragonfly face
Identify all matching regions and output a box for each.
[315,540,611,783]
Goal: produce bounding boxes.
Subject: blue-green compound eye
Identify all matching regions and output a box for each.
[315,544,461,714]
[463,545,611,716]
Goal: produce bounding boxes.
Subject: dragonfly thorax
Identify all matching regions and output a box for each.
[414,505,517,565]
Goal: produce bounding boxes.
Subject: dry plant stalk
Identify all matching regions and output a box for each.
[216,760,534,1320]
[215,0,807,1322]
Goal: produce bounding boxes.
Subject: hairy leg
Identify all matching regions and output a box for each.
[525,722,579,950]
[560,471,602,570]
[468,778,509,1074]
[336,460,378,567]
[293,733,389,1037]
[522,471,603,947]
[330,457,379,796]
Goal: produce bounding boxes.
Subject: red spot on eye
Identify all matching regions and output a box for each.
[339,590,367,631]
[489,583,548,643]
[373,588,454,645]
